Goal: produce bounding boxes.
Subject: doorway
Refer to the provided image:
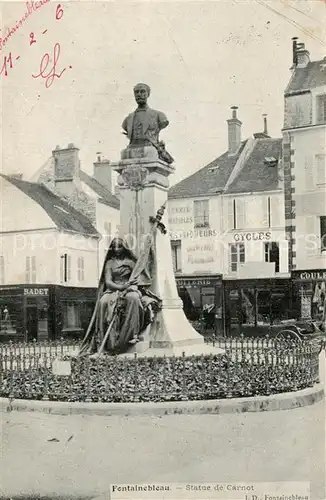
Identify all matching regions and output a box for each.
[26,306,38,342]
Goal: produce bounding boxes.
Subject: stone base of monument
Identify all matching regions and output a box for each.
[121,309,224,358]
[124,342,224,358]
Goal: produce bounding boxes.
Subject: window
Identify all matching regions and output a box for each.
[0,256,4,285]
[320,216,326,252]
[229,243,245,272]
[77,256,85,282]
[227,199,246,230]
[25,256,36,283]
[194,200,209,228]
[171,240,182,272]
[264,242,280,273]
[316,154,326,185]
[316,94,326,124]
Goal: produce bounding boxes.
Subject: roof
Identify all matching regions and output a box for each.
[168,138,282,199]
[285,59,326,95]
[1,174,99,236]
[168,141,248,199]
[225,138,282,194]
[79,170,120,209]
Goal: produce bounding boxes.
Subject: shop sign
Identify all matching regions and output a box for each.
[24,288,49,296]
[170,229,218,239]
[168,216,193,225]
[176,278,219,287]
[296,271,326,281]
[234,232,272,242]
[169,206,191,214]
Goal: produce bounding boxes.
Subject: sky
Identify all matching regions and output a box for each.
[1,0,326,186]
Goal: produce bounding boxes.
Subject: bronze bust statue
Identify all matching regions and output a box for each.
[122,83,174,164]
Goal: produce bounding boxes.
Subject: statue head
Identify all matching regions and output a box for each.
[105,237,137,262]
[133,83,151,106]
[109,237,126,258]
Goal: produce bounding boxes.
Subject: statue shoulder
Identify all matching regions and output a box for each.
[122,111,135,128]
[148,108,167,120]
[157,111,169,128]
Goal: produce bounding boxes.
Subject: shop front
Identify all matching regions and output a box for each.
[291,270,326,327]
[0,285,53,342]
[224,278,291,336]
[53,286,96,341]
[0,284,97,342]
[175,274,224,336]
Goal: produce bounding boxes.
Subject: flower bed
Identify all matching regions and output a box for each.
[0,345,320,403]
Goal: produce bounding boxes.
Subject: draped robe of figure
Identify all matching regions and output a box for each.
[79,240,160,355]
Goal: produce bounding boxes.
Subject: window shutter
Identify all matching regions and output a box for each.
[67,255,72,281]
[316,154,326,185]
[78,257,84,281]
[227,199,234,230]
[261,197,268,227]
[304,155,314,189]
[236,199,246,229]
[60,256,64,282]
[270,197,281,227]
[203,200,209,227]
[317,95,326,124]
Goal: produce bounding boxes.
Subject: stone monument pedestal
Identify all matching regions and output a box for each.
[111,148,224,357]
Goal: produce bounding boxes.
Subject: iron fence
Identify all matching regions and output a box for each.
[0,336,321,403]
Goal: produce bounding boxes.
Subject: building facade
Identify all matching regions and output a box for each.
[283,38,326,325]
[168,108,290,335]
[31,144,121,267]
[0,174,100,341]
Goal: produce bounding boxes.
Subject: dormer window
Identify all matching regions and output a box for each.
[316,94,326,124]
[208,166,219,173]
[264,157,278,167]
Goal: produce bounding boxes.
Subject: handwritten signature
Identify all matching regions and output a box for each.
[32,42,69,88]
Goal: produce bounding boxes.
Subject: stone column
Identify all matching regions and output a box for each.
[111,149,219,355]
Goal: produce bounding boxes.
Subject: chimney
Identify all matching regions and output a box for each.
[253,114,270,139]
[292,37,310,68]
[292,37,298,66]
[52,143,80,197]
[227,106,242,156]
[263,114,268,135]
[93,153,112,192]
